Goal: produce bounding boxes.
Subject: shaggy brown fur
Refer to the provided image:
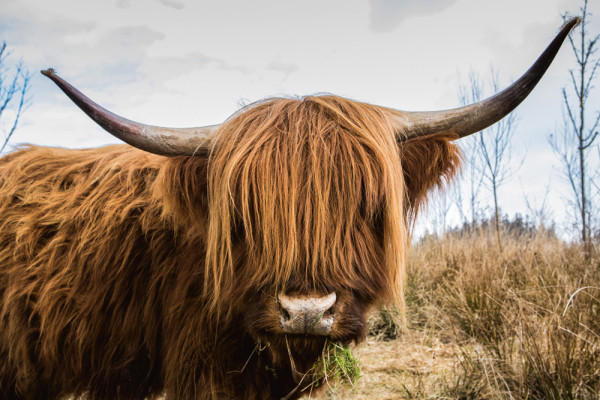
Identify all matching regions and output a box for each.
[0,95,460,399]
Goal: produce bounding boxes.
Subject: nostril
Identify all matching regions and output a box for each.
[281,307,291,321]
[323,305,335,317]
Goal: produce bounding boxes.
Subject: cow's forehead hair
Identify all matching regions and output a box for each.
[202,95,407,314]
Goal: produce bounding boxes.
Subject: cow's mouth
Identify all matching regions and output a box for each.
[280,335,361,400]
[267,333,356,384]
[241,322,362,399]
[284,335,316,385]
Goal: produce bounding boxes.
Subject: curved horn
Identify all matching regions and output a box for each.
[392,17,580,141]
[41,68,220,156]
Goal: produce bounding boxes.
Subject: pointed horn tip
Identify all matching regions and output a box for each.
[565,17,581,30]
[41,68,56,78]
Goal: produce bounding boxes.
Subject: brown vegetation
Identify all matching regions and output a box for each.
[314,229,600,399]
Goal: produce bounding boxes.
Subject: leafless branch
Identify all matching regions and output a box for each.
[0,42,31,154]
[551,0,599,257]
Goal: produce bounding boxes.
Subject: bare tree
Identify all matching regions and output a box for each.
[458,70,521,248]
[549,0,599,258]
[456,74,485,229]
[0,41,31,153]
[427,188,452,238]
[522,179,553,233]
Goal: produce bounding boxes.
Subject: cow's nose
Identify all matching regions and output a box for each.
[277,292,337,335]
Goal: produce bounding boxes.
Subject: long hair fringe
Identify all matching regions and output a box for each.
[205,96,409,318]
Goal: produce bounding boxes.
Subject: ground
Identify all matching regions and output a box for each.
[316,335,461,400]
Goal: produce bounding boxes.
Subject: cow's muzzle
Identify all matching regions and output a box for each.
[277,292,337,335]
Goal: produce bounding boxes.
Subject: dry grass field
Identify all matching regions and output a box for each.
[311,230,600,399]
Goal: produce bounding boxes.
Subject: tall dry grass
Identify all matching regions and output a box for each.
[316,229,599,399]
[390,229,600,399]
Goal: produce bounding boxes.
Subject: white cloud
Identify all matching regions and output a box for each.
[369,0,458,32]
[116,0,131,8]
[265,61,298,77]
[159,0,184,10]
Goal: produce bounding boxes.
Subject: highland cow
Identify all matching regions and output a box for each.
[0,19,578,400]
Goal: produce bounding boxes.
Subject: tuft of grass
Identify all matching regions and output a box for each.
[302,340,361,397]
[283,339,360,400]
[314,341,361,387]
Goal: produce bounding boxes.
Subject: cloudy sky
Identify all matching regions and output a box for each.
[0,0,598,235]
